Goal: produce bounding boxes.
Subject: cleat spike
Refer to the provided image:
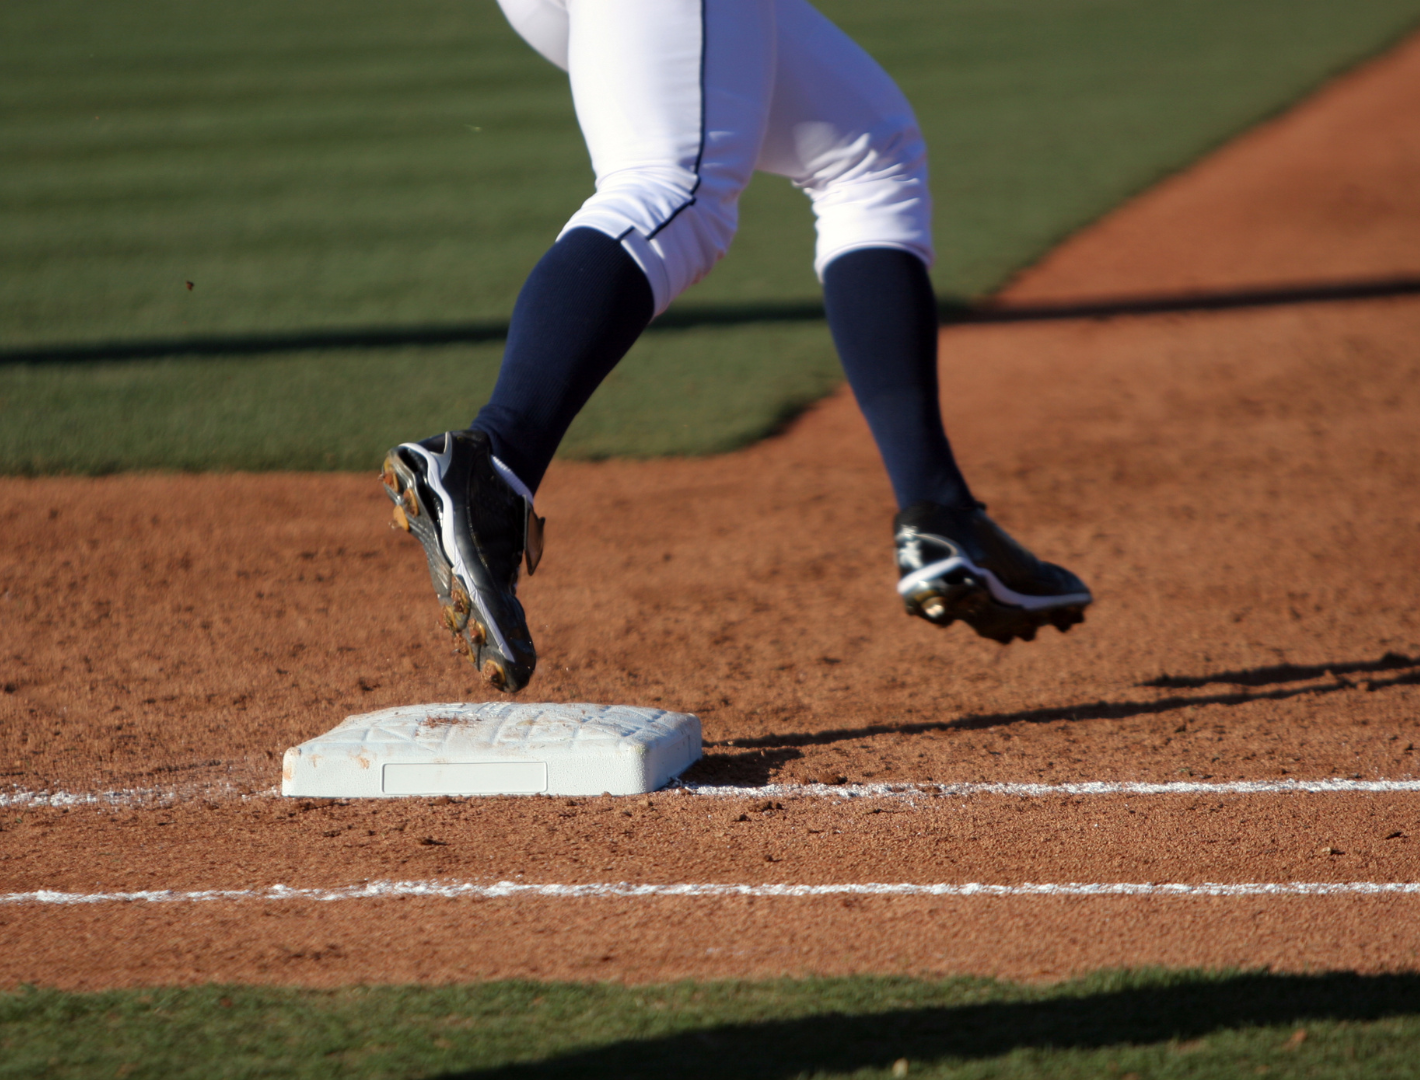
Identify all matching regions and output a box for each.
[392,505,411,532]
[482,657,508,690]
[450,579,471,616]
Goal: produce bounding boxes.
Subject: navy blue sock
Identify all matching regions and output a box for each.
[822,248,975,510]
[470,227,654,492]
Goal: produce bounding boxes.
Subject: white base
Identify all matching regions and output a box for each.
[280,702,702,798]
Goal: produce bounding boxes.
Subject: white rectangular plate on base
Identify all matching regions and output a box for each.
[281,702,702,798]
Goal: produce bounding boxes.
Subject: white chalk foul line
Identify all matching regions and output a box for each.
[5,777,1418,809]
[7,880,1420,906]
[677,779,1420,799]
[0,786,277,809]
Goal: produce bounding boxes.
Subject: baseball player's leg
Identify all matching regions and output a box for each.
[761,0,1091,643]
[472,0,774,493]
[823,249,973,511]
[756,0,968,511]
[558,0,773,314]
[468,226,653,495]
[384,0,776,688]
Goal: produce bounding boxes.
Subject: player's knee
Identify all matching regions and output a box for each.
[809,120,934,277]
[640,200,737,303]
[564,171,740,314]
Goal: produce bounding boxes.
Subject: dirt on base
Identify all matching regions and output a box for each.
[2,32,1420,990]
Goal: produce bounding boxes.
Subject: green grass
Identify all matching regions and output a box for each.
[6,0,1420,345]
[0,322,840,472]
[3,970,1419,1079]
[4,0,1420,469]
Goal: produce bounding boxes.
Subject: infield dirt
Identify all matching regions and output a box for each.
[2,32,1420,990]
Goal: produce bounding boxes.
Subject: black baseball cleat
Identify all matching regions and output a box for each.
[381,429,544,692]
[894,501,1092,644]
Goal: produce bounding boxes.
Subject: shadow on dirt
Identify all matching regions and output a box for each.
[433,971,1420,1079]
[701,652,1420,749]
[1140,650,1419,690]
[679,746,804,786]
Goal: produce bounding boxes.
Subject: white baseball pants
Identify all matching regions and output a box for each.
[495,0,934,315]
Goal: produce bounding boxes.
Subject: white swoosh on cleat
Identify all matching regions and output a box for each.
[897,556,1091,611]
[400,439,515,660]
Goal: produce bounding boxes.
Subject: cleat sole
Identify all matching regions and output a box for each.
[380,448,532,693]
[904,577,1090,645]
